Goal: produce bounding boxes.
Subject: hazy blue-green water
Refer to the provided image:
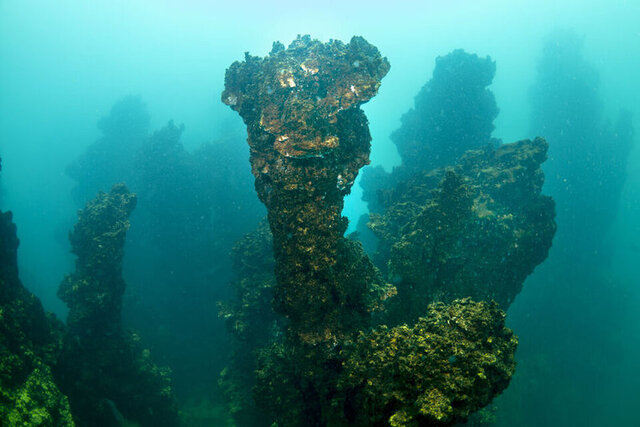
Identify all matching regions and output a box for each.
[1,1,639,426]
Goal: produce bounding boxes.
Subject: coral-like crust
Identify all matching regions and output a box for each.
[1,183,74,425]
[223,35,390,343]
[338,298,517,426]
[223,35,390,158]
[222,37,524,427]
[58,183,136,334]
[56,184,179,426]
[370,138,556,319]
[251,298,516,427]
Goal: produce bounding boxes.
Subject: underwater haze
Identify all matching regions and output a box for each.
[1,0,639,426]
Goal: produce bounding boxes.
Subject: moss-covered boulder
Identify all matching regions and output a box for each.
[337,299,517,426]
[371,138,556,321]
[219,39,542,427]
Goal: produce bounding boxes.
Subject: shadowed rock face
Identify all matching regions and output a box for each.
[337,298,517,427]
[56,184,178,427]
[359,49,500,217]
[223,35,390,344]
[370,138,556,320]
[0,215,71,425]
[393,49,499,177]
[250,295,518,427]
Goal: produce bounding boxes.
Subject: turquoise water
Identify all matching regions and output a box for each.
[1,1,639,425]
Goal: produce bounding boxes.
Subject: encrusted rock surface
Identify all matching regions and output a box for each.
[337,298,517,427]
[222,36,524,427]
[371,139,556,320]
[56,184,178,427]
[223,35,390,343]
[0,156,74,425]
[0,210,73,426]
[360,49,500,216]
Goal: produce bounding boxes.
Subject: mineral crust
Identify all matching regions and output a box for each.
[370,138,556,321]
[223,35,390,343]
[56,184,178,426]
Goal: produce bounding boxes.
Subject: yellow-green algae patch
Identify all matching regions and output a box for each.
[0,198,73,425]
[337,299,517,426]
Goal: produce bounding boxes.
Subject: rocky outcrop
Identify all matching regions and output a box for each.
[55,184,178,427]
[223,35,390,344]
[337,299,517,426]
[0,156,74,426]
[221,36,522,427]
[360,49,500,216]
[370,139,555,320]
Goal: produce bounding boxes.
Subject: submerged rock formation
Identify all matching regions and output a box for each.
[222,36,522,426]
[370,138,556,320]
[249,296,516,427]
[58,184,136,335]
[337,299,517,426]
[218,220,278,426]
[360,49,500,216]
[66,95,149,205]
[0,158,74,425]
[530,31,634,261]
[352,46,555,319]
[55,184,178,426]
[223,34,391,344]
[70,104,265,399]
[393,49,499,177]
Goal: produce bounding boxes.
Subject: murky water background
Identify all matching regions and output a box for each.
[1,1,639,425]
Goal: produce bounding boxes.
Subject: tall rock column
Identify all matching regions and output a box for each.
[223,35,389,343]
[56,184,178,427]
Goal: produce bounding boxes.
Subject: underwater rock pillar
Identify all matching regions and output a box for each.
[223,35,389,343]
[56,184,178,427]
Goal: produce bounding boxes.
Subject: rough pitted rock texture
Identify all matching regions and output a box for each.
[217,220,278,425]
[370,138,556,321]
[1,155,72,425]
[56,184,178,427]
[337,299,517,427]
[360,49,500,216]
[219,219,395,426]
[58,184,136,335]
[393,49,499,177]
[250,298,516,427]
[223,35,390,344]
[221,37,520,427]
[0,208,73,426]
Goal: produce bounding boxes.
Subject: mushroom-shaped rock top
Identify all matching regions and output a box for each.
[222,35,390,158]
